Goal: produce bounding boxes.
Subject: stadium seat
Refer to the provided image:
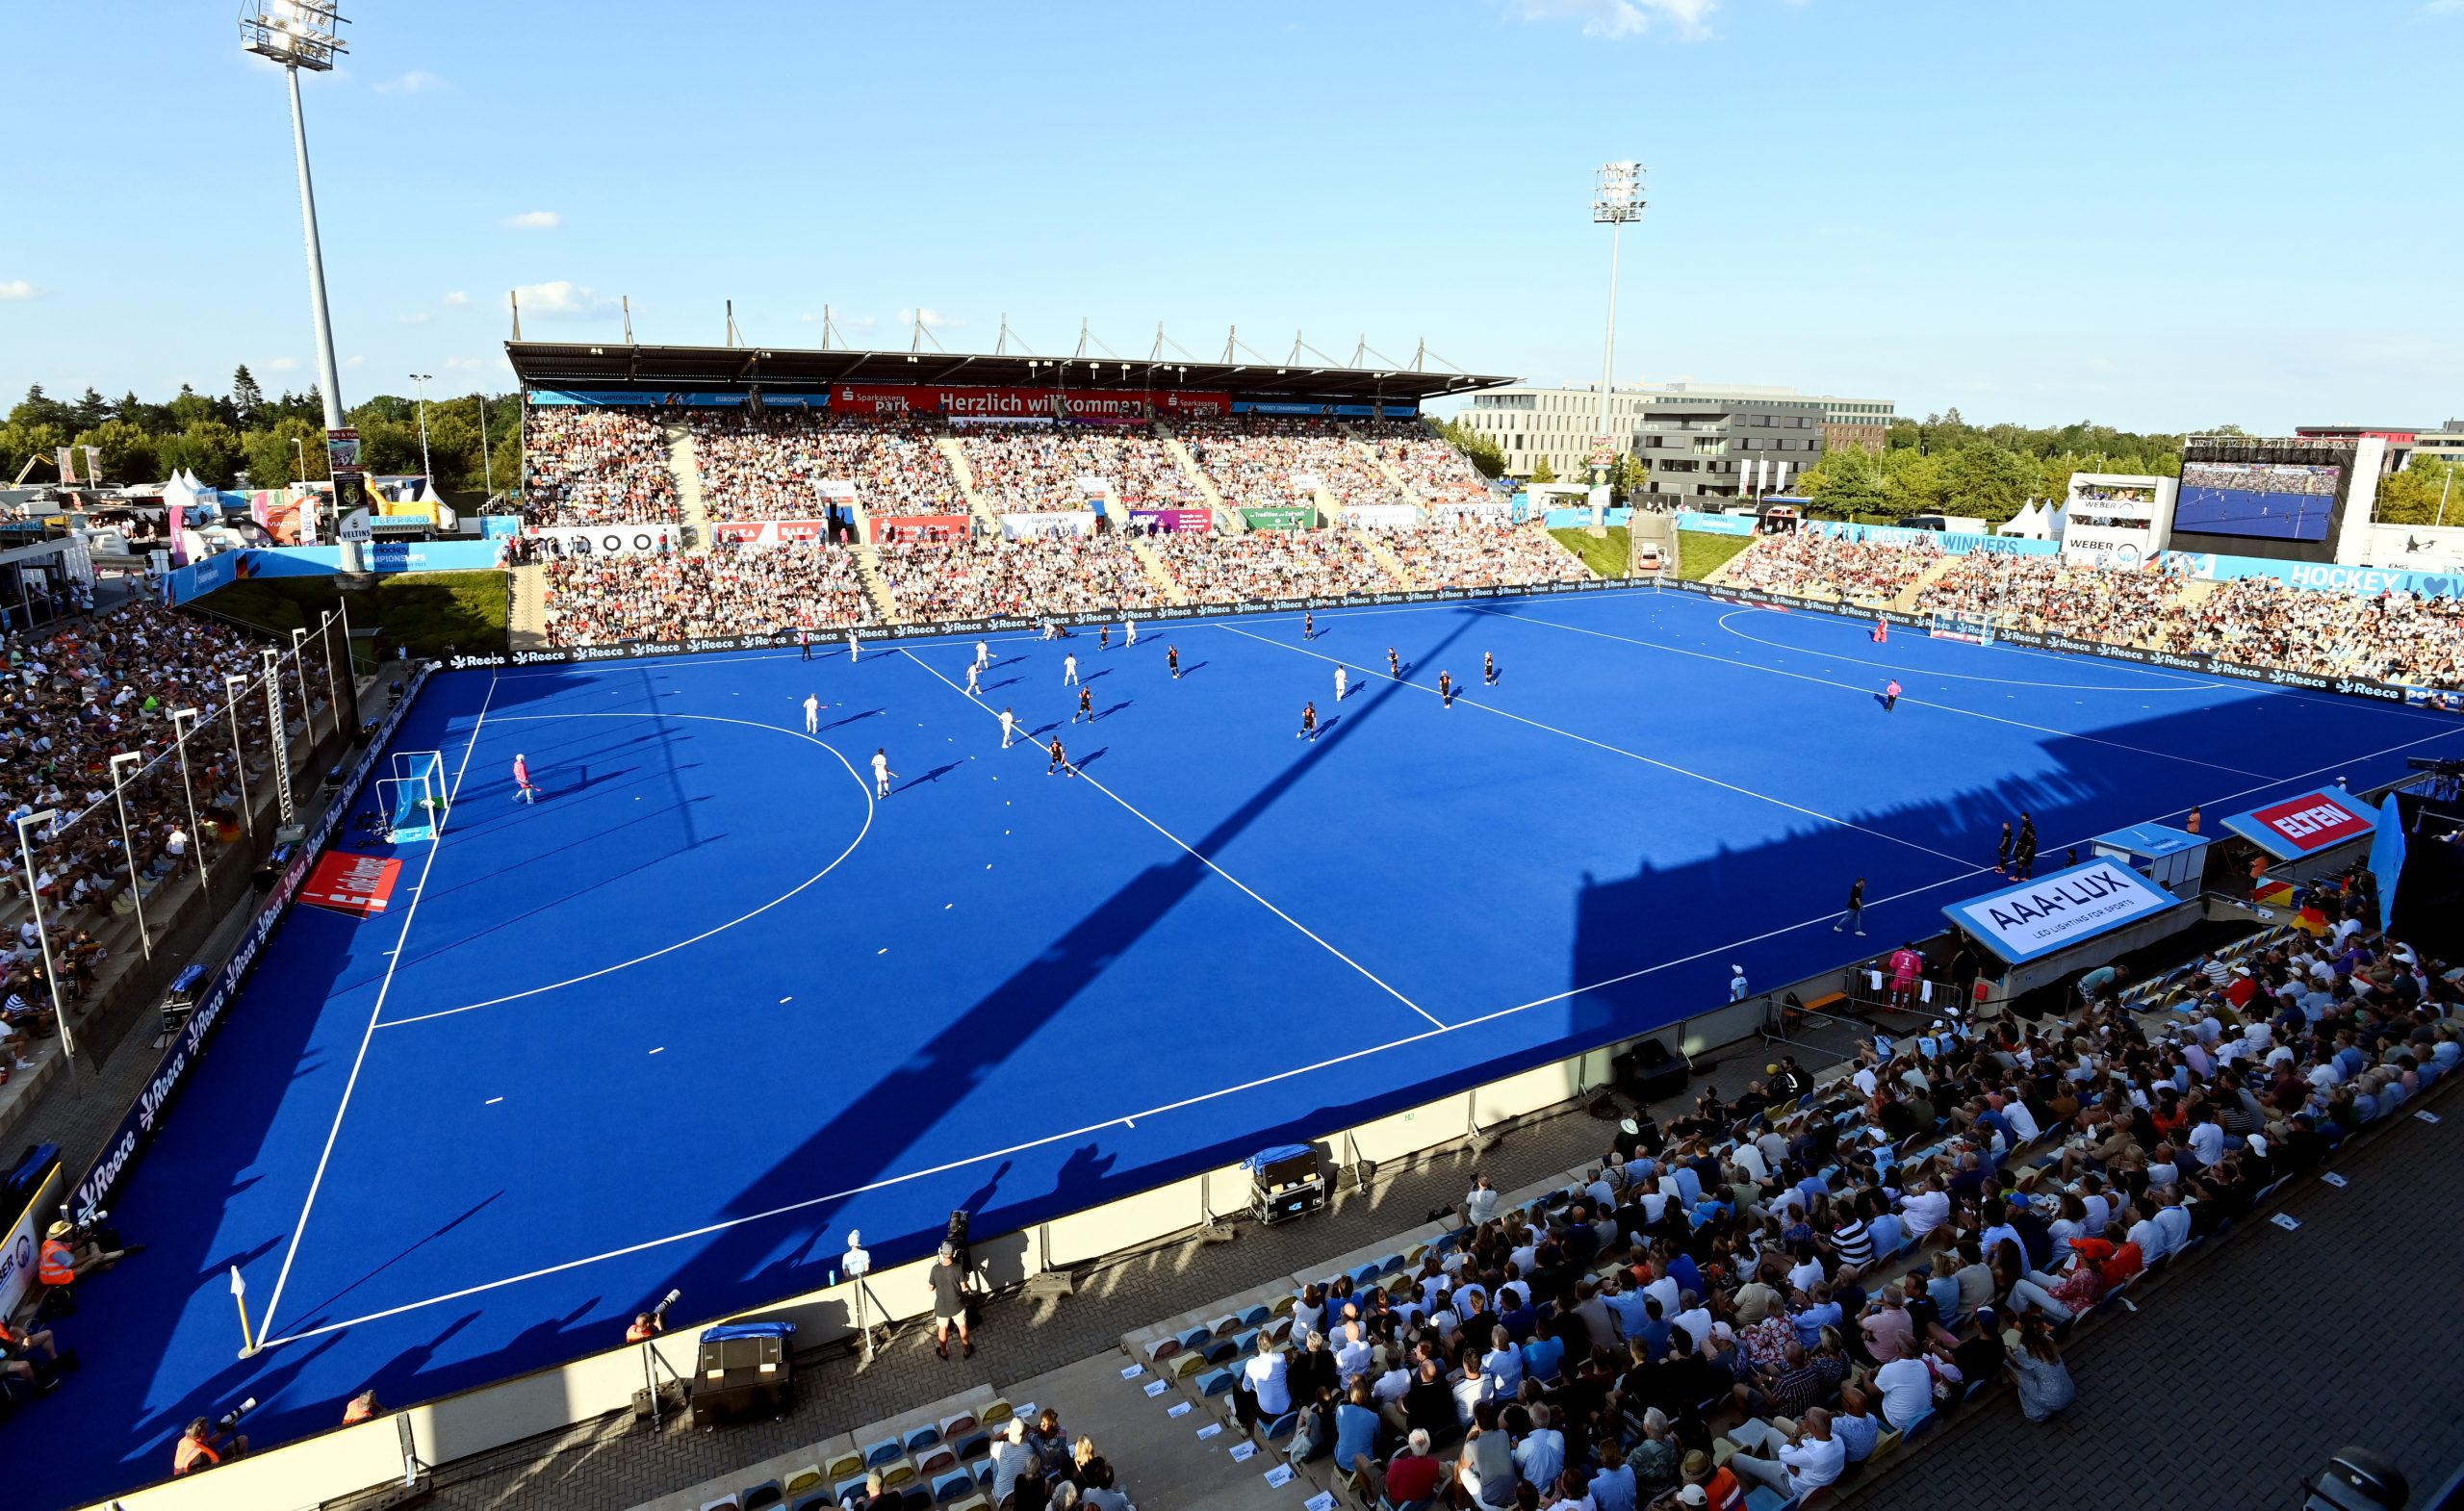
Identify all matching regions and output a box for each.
[793,1496,834,1511]
[1238,1302,1272,1327]
[935,1471,976,1503]
[1171,1351,1209,1379]
[1203,1336,1241,1365]
[786,1466,825,1497]
[980,1398,1015,1427]
[880,1457,919,1490]
[898,1483,934,1511]
[906,1422,943,1452]
[971,1461,995,1489]
[949,1496,990,1511]
[938,1410,980,1441]
[865,1438,906,1468]
[1196,1367,1238,1397]
[953,1431,990,1462]
[837,1477,874,1504]
[1269,1292,1298,1318]
[1265,1411,1299,1445]
[1176,1324,1214,1353]
[703,1498,743,1511]
[916,1443,959,1476]
[744,1483,784,1511]
[1743,1490,1793,1511]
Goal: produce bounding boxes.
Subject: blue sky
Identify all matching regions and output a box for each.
[3,1,2457,432]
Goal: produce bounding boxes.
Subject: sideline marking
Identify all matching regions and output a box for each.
[1216,623,1979,867]
[254,671,500,1347]
[372,712,873,1029]
[901,648,1445,1030]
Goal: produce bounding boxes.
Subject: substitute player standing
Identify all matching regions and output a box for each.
[1334,664,1348,703]
[1063,652,1079,686]
[1297,700,1319,742]
[1047,735,1073,777]
[799,624,813,661]
[1995,820,2015,877]
[512,752,538,804]
[999,706,1017,748]
[871,747,897,798]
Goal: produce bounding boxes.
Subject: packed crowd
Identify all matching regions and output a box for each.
[4,601,293,1035]
[2156,576,2464,685]
[955,423,1210,515]
[1388,522,1594,592]
[687,411,965,522]
[1361,420,1495,507]
[875,537,1173,623]
[1233,873,2454,1511]
[522,407,680,528]
[1180,418,1405,512]
[1918,553,2187,646]
[1150,531,1398,602]
[1723,529,1945,604]
[540,540,875,646]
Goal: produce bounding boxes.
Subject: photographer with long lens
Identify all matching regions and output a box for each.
[627,1289,679,1345]
[172,1400,253,1475]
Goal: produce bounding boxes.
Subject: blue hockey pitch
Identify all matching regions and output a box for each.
[38,586,2464,1506]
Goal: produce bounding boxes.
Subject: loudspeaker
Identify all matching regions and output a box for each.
[689,1326,794,1427]
[1612,1038,1689,1104]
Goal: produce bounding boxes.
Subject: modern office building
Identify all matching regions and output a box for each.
[1451,381,1894,484]
[2408,421,2464,467]
[1631,389,1829,504]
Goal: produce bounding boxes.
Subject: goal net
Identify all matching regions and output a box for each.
[1927,610,1995,646]
[376,751,448,843]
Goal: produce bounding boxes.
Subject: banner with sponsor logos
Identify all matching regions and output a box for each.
[0,1153,63,1323]
[299,851,404,917]
[2158,550,2463,602]
[70,665,433,1224]
[709,519,833,547]
[2221,789,2376,860]
[1130,508,1215,534]
[441,576,1656,672]
[1339,504,1420,529]
[1243,507,1317,531]
[1945,858,2184,965]
[1669,576,2461,706]
[526,523,680,557]
[1001,511,1100,540]
[830,383,1231,423]
[872,514,974,544]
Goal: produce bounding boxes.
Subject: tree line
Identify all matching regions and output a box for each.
[1,367,521,498]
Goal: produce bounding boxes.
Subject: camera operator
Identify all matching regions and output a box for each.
[172,1411,249,1475]
[627,1289,679,1344]
[39,1216,140,1291]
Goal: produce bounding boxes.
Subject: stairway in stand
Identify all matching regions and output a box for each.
[854,541,900,624]
[936,436,1000,533]
[1128,537,1187,604]
[1890,554,1960,612]
[1366,535,1416,588]
[1347,423,1424,508]
[665,421,710,550]
[1155,424,1242,533]
[507,562,549,652]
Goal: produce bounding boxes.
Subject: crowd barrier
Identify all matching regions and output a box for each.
[65,666,436,1225]
[1668,576,2464,705]
[445,576,1658,671]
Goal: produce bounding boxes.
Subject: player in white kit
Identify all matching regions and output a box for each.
[999,706,1017,748]
[963,660,981,696]
[1124,618,1138,647]
[804,693,822,732]
[846,629,860,662]
[871,747,897,798]
[1062,653,1079,685]
[975,639,991,671]
[1334,665,1348,702]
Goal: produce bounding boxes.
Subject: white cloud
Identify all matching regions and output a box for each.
[264,356,301,371]
[442,356,489,371]
[501,211,563,231]
[509,281,618,320]
[441,291,470,307]
[398,311,431,323]
[2426,0,2463,13]
[346,355,366,368]
[1510,0,1716,40]
[0,279,33,300]
[376,70,448,93]
[895,307,963,330]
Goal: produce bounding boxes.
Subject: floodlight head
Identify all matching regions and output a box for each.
[1592,160,1647,224]
[241,0,347,70]
[17,807,58,832]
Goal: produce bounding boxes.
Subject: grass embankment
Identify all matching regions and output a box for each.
[193,572,510,664]
[1549,526,1630,577]
[1674,529,1754,581]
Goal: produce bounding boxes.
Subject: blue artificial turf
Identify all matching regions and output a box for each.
[32,586,2464,1506]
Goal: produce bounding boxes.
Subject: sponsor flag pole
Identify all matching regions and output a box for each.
[233,1265,261,1357]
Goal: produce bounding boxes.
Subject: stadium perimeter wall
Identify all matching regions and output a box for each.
[76,576,2424,1510]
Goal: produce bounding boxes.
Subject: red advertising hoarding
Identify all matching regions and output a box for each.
[299,851,403,918]
[708,519,832,546]
[871,514,975,544]
[831,384,1231,423]
[2230,791,2374,857]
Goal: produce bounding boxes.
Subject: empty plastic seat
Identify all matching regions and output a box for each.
[702,1498,743,1511]
[898,1484,933,1511]
[793,1495,835,1511]
[1743,1489,1794,1511]
[880,1457,919,1490]
[905,1423,943,1452]
[953,1431,991,1462]
[1238,1302,1272,1327]
[865,1438,907,1468]
[1171,1352,1210,1379]
[1176,1324,1213,1353]
[916,1444,959,1476]
[744,1483,784,1511]
[949,1497,990,1511]
[1196,1367,1238,1397]
[1264,1412,1299,1444]
[935,1471,977,1503]
[1203,1337,1240,1365]
[837,1476,874,1504]
[980,1399,1014,1428]
[786,1467,825,1497]
[827,1448,867,1482]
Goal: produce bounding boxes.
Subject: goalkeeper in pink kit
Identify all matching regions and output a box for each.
[512,753,539,804]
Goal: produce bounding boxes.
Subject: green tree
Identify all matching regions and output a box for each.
[1878,448,1943,519]
[1529,455,1557,484]
[1609,453,1648,501]
[156,419,244,487]
[1938,444,2040,522]
[71,419,160,484]
[1436,416,1506,479]
[1800,446,1889,519]
[2376,456,2460,526]
[243,416,331,488]
[0,421,67,484]
[231,365,266,427]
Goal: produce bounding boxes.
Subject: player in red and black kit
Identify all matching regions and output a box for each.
[1438,671,1455,708]
[1168,645,1182,679]
[1483,652,1497,687]
[1099,623,1110,651]
[1074,685,1094,724]
[1297,700,1319,742]
[1047,736,1073,777]
[1387,647,1400,679]
[1303,609,1315,641]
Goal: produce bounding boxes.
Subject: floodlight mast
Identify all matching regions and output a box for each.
[1590,162,1647,502]
[241,2,350,434]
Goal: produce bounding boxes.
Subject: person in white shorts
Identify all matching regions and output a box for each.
[1063,653,1079,685]
[964,660,981,696]
[975,639,990,671]
[1124,618,1138,647]
[871,747,896,798]
[804,693,822,733]
[999,706,1016,748]
[1334,665,1348,702]
[846,629,860,662]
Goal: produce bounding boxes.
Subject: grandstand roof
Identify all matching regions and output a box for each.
[502,342,1511,406]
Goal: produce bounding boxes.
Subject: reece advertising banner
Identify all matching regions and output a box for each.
[1944,858,2181,965]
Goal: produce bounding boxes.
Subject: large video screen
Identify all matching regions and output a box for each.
[2171,460,2340,542]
